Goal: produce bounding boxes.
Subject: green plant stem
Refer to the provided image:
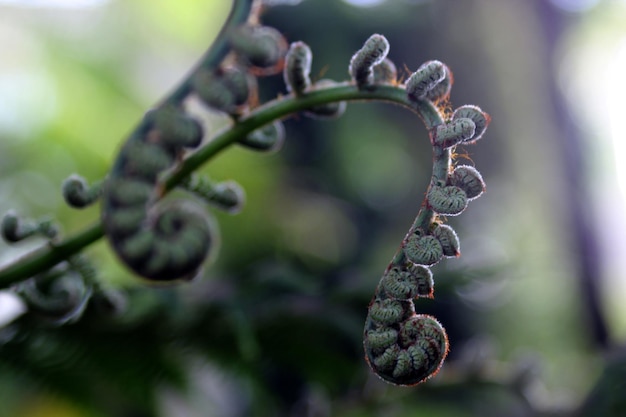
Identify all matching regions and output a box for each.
[388,110,447,269]
[0,84,443,289]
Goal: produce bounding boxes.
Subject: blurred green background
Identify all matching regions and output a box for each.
[1,0,626,416]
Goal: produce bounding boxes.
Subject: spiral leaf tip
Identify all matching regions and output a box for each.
[109,201,216,282]
[103,109,217,282]
[365,309,449,385]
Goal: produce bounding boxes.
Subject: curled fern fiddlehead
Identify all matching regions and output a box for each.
[354,34,490,385]
[100,0,293,282]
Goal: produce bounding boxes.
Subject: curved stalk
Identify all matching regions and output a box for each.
[0,84,443,289]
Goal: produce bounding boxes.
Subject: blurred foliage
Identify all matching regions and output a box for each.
[1,0,626,416]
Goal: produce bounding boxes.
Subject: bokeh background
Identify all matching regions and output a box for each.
[1,0,626,416]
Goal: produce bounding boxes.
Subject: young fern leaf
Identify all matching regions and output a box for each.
[364,276,449,385]
[362,39,490,386]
